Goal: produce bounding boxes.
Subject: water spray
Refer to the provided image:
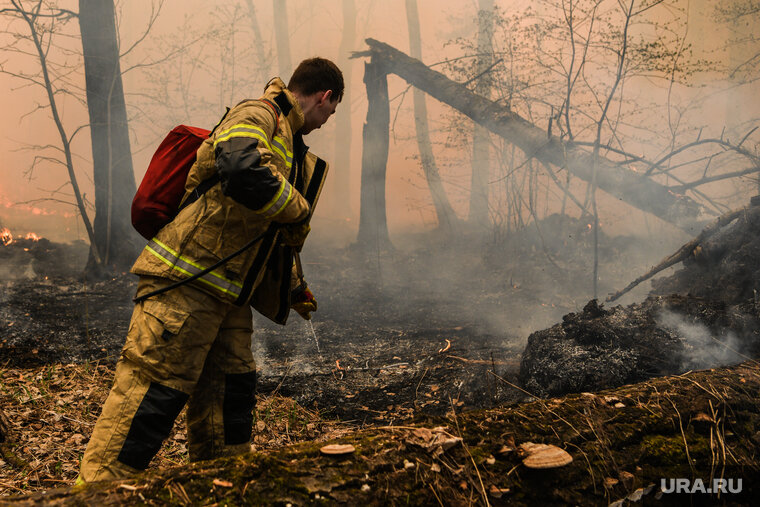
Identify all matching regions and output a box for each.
[306,318,321,354]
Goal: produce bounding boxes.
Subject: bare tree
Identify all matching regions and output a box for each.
[469,0,495,228]
[244,0,271,79]
[405,0,459,231]
[356,58,391,250]
[272,0,292,78]
[79,0,142,274]
[332,0,356,218]
[715,0,760,80]
[0,1,100,265]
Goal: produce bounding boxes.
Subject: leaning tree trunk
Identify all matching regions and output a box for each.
[362,39,711,234]
[469,0,495,228]
[405,0,459,231]
[356,59,391,249]
[79,0,142,274]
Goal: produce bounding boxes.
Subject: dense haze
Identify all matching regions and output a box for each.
[1,0,758,250]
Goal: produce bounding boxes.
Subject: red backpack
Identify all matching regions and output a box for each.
[131,99,281,240]
[131,125,211,240]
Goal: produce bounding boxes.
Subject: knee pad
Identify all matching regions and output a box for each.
[223,371,257,445]
[117,382,189,469]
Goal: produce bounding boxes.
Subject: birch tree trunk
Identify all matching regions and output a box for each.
[405,0,459,231]
[469,0,494,228]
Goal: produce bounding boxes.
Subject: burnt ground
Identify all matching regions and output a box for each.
[8,212,760,501]
[0,216,669,424]
[520,203,760,397]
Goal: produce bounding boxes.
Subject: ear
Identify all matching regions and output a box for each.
[319,90,333,105]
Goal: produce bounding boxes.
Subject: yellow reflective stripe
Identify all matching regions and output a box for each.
[145,239,243,297]
[153,239,243,289]
[255,179,286,215]
[272,137,293,159]
[214,124,293,169]
[272,136,293,168]
[146,244,190,273]
[214,124,272,151]
[268,184,294,218]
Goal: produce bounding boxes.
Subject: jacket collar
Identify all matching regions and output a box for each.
[262,77,304,134]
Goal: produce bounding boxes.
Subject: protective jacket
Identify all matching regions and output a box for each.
[131,78,329,323]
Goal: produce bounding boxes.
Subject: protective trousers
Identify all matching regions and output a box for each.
[79,276,257,482]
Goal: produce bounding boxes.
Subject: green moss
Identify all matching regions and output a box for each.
[640,434,688,465]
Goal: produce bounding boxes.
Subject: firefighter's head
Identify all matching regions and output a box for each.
[289,57,344,134]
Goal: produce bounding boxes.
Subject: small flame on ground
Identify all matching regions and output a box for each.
[335,360,344,371]
[1,228,13,246]
[25,232,41,241]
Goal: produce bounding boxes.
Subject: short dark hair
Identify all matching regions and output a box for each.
[288,57,344,102]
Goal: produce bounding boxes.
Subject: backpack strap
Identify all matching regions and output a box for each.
[259,98,281,136]
[179,99,283,215]
[177,173,220,214]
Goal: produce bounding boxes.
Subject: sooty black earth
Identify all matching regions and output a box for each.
[0,218,667,423]
[5,213,760,505]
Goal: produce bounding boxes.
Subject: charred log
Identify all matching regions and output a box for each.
[360,39,711,234]
[607,201,760,302]
[357,58,392,249]
[523,201,760,397]
[520,296,760,397]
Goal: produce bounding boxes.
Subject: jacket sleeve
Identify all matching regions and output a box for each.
[212,102,309,223]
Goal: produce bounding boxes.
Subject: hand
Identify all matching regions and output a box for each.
[280,222,310,252]
[291,286,317,320]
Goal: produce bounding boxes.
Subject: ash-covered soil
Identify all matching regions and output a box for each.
[521,202,760,397]
[0,217,668,422]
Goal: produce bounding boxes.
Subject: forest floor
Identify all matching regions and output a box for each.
[3,215,757,503]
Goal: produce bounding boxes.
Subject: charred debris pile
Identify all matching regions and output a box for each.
[521,201,760,397]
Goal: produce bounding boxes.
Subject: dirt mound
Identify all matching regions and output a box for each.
[520,203,760,397]
[520,297,759,396]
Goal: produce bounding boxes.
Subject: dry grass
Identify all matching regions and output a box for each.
[0,362,350,497]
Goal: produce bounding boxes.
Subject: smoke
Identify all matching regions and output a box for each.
[658,310,745,370]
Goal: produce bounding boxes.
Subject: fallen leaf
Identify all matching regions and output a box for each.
[213,478,233,488]
[489,485,510,498]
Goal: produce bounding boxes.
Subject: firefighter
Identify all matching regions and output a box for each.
[78,58,343,483]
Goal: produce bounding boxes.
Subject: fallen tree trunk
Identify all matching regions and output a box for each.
[10,362,759,505]
[361,38,711,234]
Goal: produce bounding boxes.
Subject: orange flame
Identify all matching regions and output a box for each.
[1,228,13,246]
[24,232,41,242]
[335,360,344,371]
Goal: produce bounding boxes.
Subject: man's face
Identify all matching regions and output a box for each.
[302,91,339,134]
